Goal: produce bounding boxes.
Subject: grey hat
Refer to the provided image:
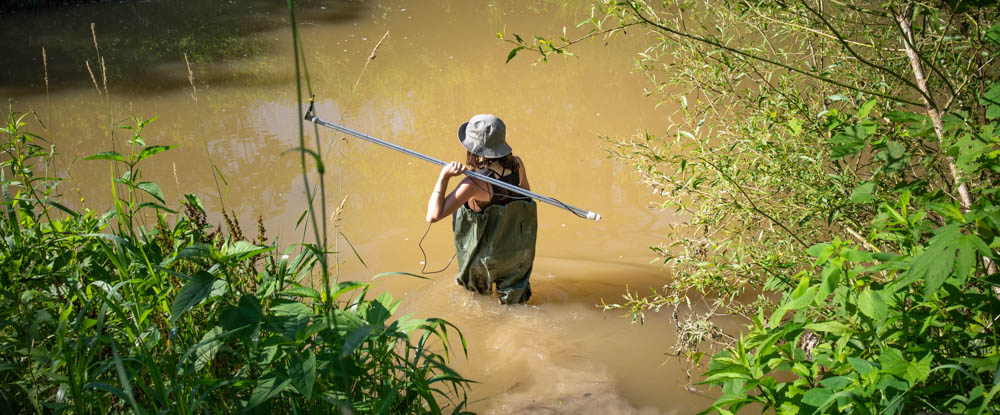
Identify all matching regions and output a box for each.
[458,114,511,158]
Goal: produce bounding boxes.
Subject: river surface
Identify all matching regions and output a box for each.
[1,1,714,413]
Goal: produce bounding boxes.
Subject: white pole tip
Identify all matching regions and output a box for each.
[587,211,601,221]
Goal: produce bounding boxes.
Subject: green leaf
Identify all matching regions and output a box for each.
[885,140,905,160]
[270,300,312,316]
[246,372,291,410]
[170,271,216,325]
[288,350,316,399]
[220,295,262,338]
[857,288,887,324]
[983,82,1000,120]
[136,182,166,204]
[177,243,216,261]
[904,354,932,384]
[223,240,271,262]
[804,321,849,334]
[879,348,909,377]
[788,118,803,136]
[830,121,875,159]
[988,22,1000,46]
[284,147,324,174]
[850,182,876,203]
[135,145,175,163]
[848,357,877,377]
[281,285,322,300]
[194,327,223,372]
[801,387,833,407]
[506,46,525,63]
[342,324,377,358]
[858,99,877,119]
[84,151,126,163]
[819,376,853,390]
[807,243,833,259]
[817,264,840,303]
[769,275,816,327]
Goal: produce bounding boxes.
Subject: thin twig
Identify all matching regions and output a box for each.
[623,2,923,107]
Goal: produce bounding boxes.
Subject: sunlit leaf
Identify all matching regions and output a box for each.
[288,350,316,398]
[136,181,166,204]
[246,372,290,410]
[170,271,216,325]
[84,151,126,163]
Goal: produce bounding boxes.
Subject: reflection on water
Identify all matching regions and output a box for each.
[2,0,713,413]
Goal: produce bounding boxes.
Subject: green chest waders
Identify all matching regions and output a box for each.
[452,200,538,304]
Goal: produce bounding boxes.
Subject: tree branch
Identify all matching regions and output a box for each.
[622,1,924,107]
[893,2,973,211]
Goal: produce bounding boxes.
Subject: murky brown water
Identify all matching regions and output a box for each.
[2,0,716,413]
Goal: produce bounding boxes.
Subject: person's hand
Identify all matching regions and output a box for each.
[440,161,466,179]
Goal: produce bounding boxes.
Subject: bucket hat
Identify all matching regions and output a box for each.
[458,114,511,158]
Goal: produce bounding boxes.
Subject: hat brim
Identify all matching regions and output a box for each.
[457,121,512,158]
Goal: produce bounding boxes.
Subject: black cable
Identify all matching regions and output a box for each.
[418,221,456,274]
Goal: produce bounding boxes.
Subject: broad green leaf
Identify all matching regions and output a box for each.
[177,243,216,260]
[843,248,873,263]
[904,354,932,384]
[954,236,978,285]
[246,372,291,410]
[988,22,1000,46]
[886,140,906,159]
[787,118,803,136]
[170,271,216,325]
[804,321,849,334]
[801,387,833,407]
[136,182,165,204]
[288,350,316,399]
[983,82,1000,120]
[84,151,126,163]
[830,121,875,160]
[849,182,876,203]
[769,275,815,327]
[194,327,223,372]
[330,280,367,301]
[857,288,887,324]
[220,294,262,338]
[223,240,271,262]
[820,376,853,390]
[270,300,312,316]
[135,145,175,163]
[848,357,877,377]
[807,243,833,260]
[342,324,377,358]
[858,99,877,119]
[879,348,908,377]
[816,260,842,303]
[281,285,321,300]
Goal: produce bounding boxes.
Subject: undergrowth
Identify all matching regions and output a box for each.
[0,107,471,413]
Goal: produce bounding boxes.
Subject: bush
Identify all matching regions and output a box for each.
[0,110,471,413]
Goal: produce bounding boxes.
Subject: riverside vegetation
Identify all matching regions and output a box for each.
[0,109,471,413]
[506,0,1000,413]
[0,2,471,413]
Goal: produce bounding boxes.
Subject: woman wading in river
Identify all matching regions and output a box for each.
[425,114,538,304]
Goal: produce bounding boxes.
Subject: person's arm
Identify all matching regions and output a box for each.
[514,156,530,190]
[426,161,481,223]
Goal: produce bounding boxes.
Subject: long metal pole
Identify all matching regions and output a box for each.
[304,102,601,221]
